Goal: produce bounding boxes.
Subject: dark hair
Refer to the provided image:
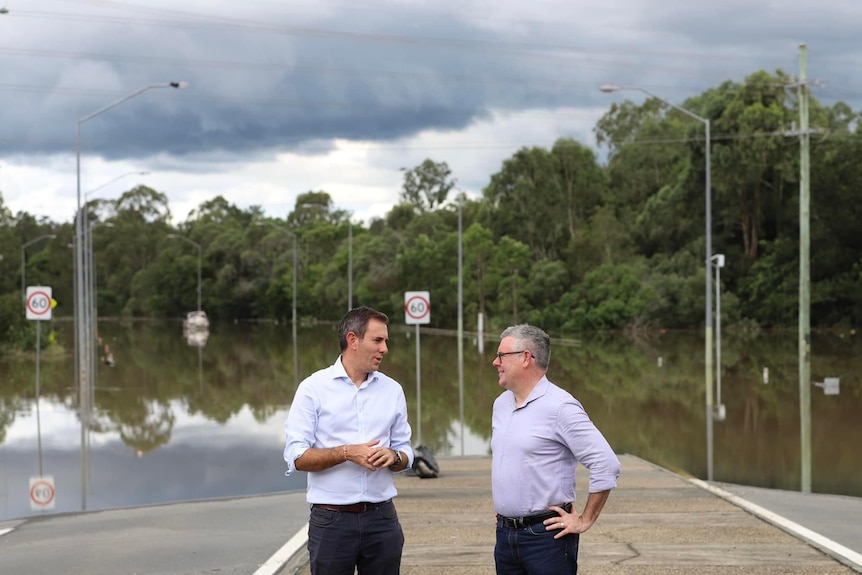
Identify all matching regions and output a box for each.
[338,306,389,351]
[499,324,551,369]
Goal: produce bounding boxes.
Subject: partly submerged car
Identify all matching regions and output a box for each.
[183,310,210,331]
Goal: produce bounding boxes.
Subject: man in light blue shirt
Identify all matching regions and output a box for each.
[284,306,414,575]
[491,324,621,575]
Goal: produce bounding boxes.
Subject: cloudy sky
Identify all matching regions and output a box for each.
[1,0,860,225]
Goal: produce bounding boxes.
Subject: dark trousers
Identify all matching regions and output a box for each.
[494,520,580,575]
[308,501,404,575]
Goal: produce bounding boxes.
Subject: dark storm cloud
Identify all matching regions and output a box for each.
[617,0,862,106]
[2,2,568,163]
[3,0,862,168]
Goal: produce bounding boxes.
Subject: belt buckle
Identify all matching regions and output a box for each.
[501,516,524,529]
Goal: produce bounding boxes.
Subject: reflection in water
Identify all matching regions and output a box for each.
[0,322,860,521]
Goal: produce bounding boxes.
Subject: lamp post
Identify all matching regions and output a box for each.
[21,234,57,300]
[600,83,715,481]
[456,192,465,455]
[256,221,298,385]
[83,172,146,384]
[74,81,186,511]
[85,171,151,200]
[86,221,114,413]
[712,254,726,422]
[167,234,202,312]
[348,219,353,312]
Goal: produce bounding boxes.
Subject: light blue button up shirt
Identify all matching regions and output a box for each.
[284,356,414,505]
[491,376,621,518]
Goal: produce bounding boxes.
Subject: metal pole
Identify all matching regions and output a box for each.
[87,222,96,411]
[600,84,714,480]
[36,320,44,477]
[347,220,353,312]
[705,119,714,482]
[20,245,25,301]
[457,198,464,455]
[198,345,204,394]
[415,323,422,446]
[292,235,298,386]
[715,258,722,407]
[74,82,185,510]
[798,43,812,493]
[75,122,89,510]
[197,243,202,312]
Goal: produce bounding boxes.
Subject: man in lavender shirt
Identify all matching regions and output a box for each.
[491,324,621,575]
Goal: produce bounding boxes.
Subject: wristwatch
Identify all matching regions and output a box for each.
[391,449,402,469]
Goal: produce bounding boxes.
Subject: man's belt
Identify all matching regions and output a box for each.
[497,502,573,528]
[311,499,393,513]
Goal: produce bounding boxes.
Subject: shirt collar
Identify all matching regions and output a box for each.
[333,355,379,387]
[511,375,550,409]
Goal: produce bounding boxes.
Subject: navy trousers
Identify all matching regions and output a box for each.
[307,501,404,575]
[494,519,580,575]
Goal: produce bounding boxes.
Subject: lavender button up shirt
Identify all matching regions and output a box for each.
[491,376,621,518]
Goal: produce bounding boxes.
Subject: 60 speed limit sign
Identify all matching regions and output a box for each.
[30,476,56,510]
[404,291,431,325]
[26,286,53,320]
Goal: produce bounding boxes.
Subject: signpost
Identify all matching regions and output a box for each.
[29,476,56,511]
[404,291,430,445]
[26,286,53,486]
[26,287,53,320]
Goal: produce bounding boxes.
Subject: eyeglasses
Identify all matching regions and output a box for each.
[495,350,526,361]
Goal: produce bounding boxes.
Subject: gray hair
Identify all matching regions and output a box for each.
[499,324,551,369]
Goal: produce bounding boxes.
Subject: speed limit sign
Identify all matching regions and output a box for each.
[30,476,56,510]
[404,291,431,325]
[26,286,53,321]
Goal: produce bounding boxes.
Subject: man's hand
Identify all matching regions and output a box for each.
[344,440,383,471]
[367,444,398,470]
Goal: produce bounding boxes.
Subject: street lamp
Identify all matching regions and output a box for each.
[167,234,202,313]
[712,254,726,422]
[74,81,186,511]
[256,221,298,385]
[84,171,147,382]
[85,171,151,200]
[21,234,57,300]
[600,83,715,481]
[456,192,465,456]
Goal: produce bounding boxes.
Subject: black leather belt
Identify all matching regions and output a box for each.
[312,499,392,513]
[497,502,572,528]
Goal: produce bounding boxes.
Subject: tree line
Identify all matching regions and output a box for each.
[2,68,861,351]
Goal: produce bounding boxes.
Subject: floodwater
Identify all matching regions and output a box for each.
[1,321,859,520]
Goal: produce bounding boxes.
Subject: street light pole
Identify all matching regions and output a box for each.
[74,81,186,511]
[457,193,465,456]
[85,171,151,200]
[83,172,147,385]
[600,83,714,481]
[167,234,202,312]
[348,219,353,312]
[21,234,57,301]
[256,221,298,385]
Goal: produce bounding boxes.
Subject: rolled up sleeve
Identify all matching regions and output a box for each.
[283,382,317,476]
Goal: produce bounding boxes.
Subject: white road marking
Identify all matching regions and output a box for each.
[691,479,862,572]
[252,523,308,575]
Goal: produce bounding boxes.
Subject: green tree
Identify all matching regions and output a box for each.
[400,160,455,213]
